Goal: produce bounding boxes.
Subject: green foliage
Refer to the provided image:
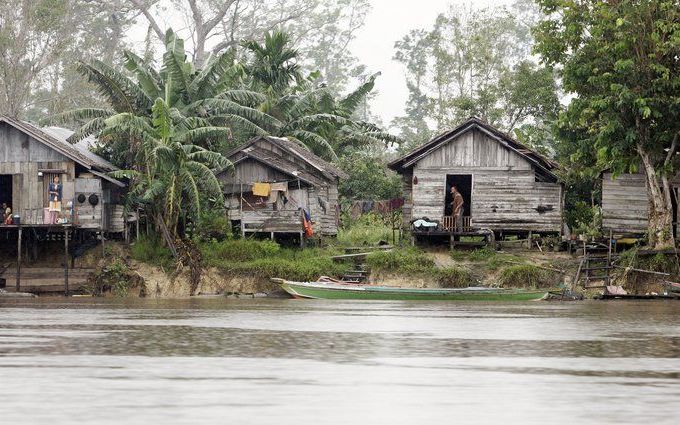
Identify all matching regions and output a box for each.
[194,211,232,241]
[498,264,554,289]
[366,248,435,275]
[468,247,497,262]
[337,150,403,200]
[87,258,137,297]
[534,0,680,248]
[337,213,393,246]
[569,203,602,238]
[130,235,174,269]
[437,267,473,288]
[199,240,347,281]
[201,239,280,263]
[392,2,558,134]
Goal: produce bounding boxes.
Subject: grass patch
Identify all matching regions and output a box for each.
[498,264,555,288]
[366,248,435,274]
[437,267,474,288]
[199,239,347,281]
[130,235,174,269]
[468,247,497,261]
[337,213,393,246]
[200,238,280,262]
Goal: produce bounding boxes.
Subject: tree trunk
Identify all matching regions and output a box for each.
[638,144,675,249]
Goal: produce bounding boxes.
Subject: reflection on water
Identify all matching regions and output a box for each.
[1,298,680,424]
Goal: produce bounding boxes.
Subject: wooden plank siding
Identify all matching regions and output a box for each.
[404,128,563,233]
[601,172,649,232]
[220,137,344,236]
[0,120,125,231]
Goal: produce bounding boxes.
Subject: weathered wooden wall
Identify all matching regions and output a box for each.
[408,129,563,233]
[74,177,103,229]
[0,121,123,230]
[221,158,340,236]
[0,122,76,223]
[601,172,648,233]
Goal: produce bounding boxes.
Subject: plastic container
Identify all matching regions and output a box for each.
[12,215,20,225]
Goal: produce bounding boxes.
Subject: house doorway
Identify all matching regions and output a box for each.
[444,174,472,218]
[0,174,12,214]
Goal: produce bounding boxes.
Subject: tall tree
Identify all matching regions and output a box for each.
[127,0,370,93]
[392,3,559,136]
[534,0,680,249]
[0,0,75,117]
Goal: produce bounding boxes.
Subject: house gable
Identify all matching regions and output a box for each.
[0,121,69,163]
[390,117,559,183]
[413,127,533,171]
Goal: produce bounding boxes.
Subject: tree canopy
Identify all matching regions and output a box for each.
[534,0,680,248]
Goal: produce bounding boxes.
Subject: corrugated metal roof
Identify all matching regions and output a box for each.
[41,126,117,172]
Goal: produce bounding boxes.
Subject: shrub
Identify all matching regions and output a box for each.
[366,248,435,275]
[194,210,232,241]
[498,264,555,288]
[437,267,473,288]
[87,258,140,297]
[201,239,280,263]
[337,212,393,246]
[130,235,173,268]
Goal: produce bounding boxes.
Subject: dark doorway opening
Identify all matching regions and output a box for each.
[0,174,12,213]
[444,174,472,217]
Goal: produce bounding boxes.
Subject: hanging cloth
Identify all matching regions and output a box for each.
[270,182,288,193]
[302,208,314,237]
[252,182,271,197]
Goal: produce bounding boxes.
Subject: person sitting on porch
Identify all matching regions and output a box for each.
[2,202,11,224]
[450,185,464,230]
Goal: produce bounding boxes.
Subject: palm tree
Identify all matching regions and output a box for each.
[105,97,228,237]
[242,31,303,95]
[52,29,274,155]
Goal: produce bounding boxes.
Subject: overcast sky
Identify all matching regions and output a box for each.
[353,0,513,126]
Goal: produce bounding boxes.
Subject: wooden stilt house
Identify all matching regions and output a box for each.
[0,115,128,294]
[389,117,564,238]
[217,136,347,241]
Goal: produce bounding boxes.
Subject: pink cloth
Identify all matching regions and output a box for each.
[43,208,57,224]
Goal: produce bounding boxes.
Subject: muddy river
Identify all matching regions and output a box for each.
[1,297,679,424]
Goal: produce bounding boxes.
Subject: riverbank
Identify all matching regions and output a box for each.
[17,230,678,299]
[74,238,579,299]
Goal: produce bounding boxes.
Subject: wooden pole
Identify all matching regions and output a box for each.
[16,226,22,292]
[64,226,69,296]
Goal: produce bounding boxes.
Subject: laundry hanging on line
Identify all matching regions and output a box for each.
[252,182,271,197]
[302,208,313,237]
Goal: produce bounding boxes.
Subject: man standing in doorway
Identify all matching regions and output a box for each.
[450,185,464,230]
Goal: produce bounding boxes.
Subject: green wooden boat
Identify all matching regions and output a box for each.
[271,279,548,301]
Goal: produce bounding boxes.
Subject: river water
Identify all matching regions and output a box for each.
[1,297,679,424]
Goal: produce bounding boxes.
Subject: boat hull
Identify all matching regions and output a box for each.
[275,280,547,301]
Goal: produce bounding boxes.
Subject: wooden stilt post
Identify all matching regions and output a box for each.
[64,226,69,296]
[136,208,140,239]
[16,225,22,292]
